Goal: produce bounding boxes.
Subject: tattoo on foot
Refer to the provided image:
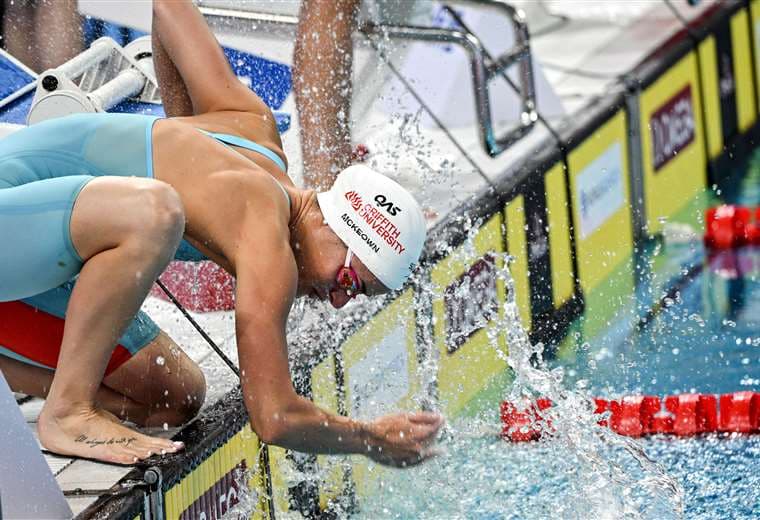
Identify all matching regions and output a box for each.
[74,434,137,448]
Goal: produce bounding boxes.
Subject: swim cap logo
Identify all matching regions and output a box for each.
[344,190,363,211]
[374,194,402,216]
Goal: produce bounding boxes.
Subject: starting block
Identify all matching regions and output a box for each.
[0,371,72,519]
[27,36,161,124]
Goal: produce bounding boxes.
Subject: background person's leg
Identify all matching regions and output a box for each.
[294,0,360,190]
[1,0,36,70]
[1,0,82,72]
[33,0,83,71]
[37,176,187,464]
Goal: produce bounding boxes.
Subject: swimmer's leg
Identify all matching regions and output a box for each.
[37,176,186,465]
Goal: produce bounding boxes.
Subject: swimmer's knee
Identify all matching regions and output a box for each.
[160,361,206,427]
[179,363,206,422]
[128,182,185,259]
[140,182,185,243]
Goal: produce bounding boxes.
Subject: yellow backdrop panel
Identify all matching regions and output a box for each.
[312,354,349,511]
[432,214,508,417]
[698,36,723,160]
[732,8,758,131]
[164,424,268,520]
[504,195,532,330]
[341,291,419,499]
[567,110,633,295]
[544,162,576,309]
[639,52,706,235]
[752,0,760,116]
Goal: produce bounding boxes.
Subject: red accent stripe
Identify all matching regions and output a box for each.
[0,301,132,376]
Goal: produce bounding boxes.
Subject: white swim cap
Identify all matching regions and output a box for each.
[317,165,426,290]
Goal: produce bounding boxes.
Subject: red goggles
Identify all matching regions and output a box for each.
[335,249,363,298]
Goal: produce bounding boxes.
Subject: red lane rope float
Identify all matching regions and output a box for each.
[500,398,553,442]
[704,205,760,249]
[500,392,760,442]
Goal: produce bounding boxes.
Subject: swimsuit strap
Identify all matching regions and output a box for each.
[200,130,287,173]
[273,178,291,209]
[197,128,290,208]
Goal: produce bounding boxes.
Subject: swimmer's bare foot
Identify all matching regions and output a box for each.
[37,403,184,465]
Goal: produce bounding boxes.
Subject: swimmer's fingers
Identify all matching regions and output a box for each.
[405,412,445,447]
[390,447,443,469]
[409,447,443,467]
[407,411,446,426]
[365,412,445,468]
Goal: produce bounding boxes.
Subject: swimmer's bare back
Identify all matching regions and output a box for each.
[149,0,302,268]
[150,113,294,273]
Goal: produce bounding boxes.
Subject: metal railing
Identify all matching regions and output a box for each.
[200,0,537,157]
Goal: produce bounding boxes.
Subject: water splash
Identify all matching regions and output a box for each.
[351,209,686,518]
[225,440,266,519]
[483,252,684,519]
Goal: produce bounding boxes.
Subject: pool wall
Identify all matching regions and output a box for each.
[77,0,760,518]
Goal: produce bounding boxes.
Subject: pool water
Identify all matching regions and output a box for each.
[349,161,759,519]
[352,432,759,519]
[565,246,759,398]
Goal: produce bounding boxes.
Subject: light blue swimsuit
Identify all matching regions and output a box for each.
[0,112,287,366]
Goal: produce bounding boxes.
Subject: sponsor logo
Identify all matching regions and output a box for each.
[342,191,407,255]
[345,190,363,211]
[576,141,625,239]
[180,461,247,520]
[374,194,402,216]
[650,85,695,171]
[444,255,498,353]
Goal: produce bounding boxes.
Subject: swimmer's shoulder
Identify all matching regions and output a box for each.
[176,111,282,149]
[238,167,291,214]
[166,111,287,173]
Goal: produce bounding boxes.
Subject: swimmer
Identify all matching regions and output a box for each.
[0,0,443,466]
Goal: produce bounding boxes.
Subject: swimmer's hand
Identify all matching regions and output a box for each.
[363,412,445,468]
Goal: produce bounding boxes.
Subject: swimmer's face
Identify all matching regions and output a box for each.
[301,228,387,308]
[324,250,388,309]
[295,204,389,307]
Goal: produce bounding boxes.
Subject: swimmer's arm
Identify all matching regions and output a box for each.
[152,0,270,116]
[294,0,360,189]
[151,5,193,117]
[226,179,442,462]
[233,224,441,463]
[234,239,368,455]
